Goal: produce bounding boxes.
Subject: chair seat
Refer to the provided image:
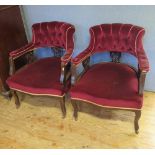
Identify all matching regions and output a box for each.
[7,57,65,96]
[70,63,143,110]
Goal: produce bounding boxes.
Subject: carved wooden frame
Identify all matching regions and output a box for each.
[9,47,71,118]
[71,52,148,134]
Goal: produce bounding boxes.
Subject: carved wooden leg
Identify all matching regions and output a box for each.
[60,96,66,118]
[13,91,20,109]
[71,100,78,121]
[134,110,141,134]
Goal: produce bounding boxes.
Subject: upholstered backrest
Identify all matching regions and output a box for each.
[32,21,75,51]
[87,23,145,57]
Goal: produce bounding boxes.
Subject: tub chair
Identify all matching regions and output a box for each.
[70,23,149,133]
[7,21,75,118]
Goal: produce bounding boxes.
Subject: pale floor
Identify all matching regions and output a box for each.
[0,91,155,148]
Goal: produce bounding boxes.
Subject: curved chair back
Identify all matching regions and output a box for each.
[32,21,75,51]
[88,23,144,55]
[72,23,149,71]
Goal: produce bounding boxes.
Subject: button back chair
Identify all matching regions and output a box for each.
[7,21,75,118]
[70,23,149,133]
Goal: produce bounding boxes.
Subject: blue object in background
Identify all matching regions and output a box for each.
[90,52,138,69]
[34,47,54,59]
[34,47,66,59]
[90,52,112,65]
[120,53,138,70]
[76,52,138,75]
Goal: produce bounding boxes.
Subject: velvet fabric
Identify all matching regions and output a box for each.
[72,23,149,72]
[7,21,75,96]
[70,63,142,109]
[10,21,75,65]
[7,57,67,96]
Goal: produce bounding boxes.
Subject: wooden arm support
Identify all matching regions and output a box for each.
[9,51,35,76]
[9,57,15,76]
[71,64,77,85]
[25,52,36,64]
[60,62,71,87]
[138,70,147,95]
[82,56,90,70]
[71,56,90,85]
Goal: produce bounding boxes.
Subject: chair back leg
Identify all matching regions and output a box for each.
[134,110,141,134]
[12,90,20,109]
[60,96,66,118]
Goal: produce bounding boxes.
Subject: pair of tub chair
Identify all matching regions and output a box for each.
[7,21,149,134]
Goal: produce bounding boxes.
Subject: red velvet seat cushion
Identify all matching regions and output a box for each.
[7,57,65,96]
[70,63,143,110]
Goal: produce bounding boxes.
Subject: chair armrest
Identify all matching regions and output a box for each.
[137,50,149,72]
[9,43,36,75]
[71,48,92,66]
[10,42,35,60]
[137,50,149,95]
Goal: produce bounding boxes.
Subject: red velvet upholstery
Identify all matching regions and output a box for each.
[10,21,75,65]
[7,21,75,97]
[72,23,149,72]
[70,23,149,111]
[70,63,142,110]
[7,57,66,96]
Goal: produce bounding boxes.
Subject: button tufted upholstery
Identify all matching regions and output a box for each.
[72,23,149,71]
[7,21,75,96]
[70,23,149,133]
[10,21,75,65]
[7,21,75,118]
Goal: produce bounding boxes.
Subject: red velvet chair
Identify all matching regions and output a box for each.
[7,21,75,118]
[70,23,149,133]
